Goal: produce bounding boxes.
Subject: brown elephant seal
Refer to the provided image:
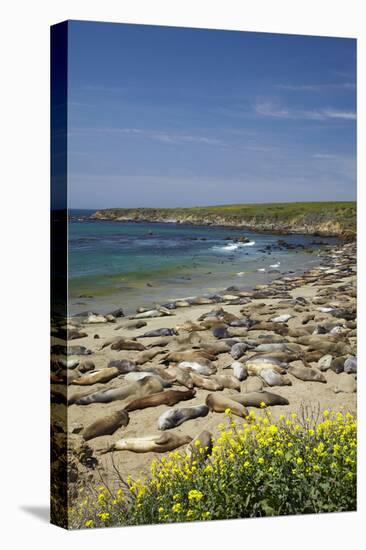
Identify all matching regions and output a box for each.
[166,367,194,389]
[200,341,232,355]
[333,373,356,394]
[212,374,241,391]
[230,391,289,407]
[123,372,172,387]
[77,360,95,374]
[241,376,264,393]
[158,404,209,430]
[82,410,130,441]
[98,336,124,350]
[102,432,193,453]
[75,377,164,405]
[135,349,167,365]
[111,339,146,351]
[288,365,326,383]
[71,367,120,386]
[206,393,248,418]
[260,368,292,387]
[189,372,223,391]
[124,388,196,412]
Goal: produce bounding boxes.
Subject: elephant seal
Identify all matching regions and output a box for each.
[111,339,146,351]
[166,367,194,389]
[212,325,231,339]
[135,349,167,365]
[255,343,289,353]
[260,368,292,387]
[71,367,120,386]
[158,404,209,430]
[139,328,178,338]
[317,355,333,372]
[124,388,196,412]
[123,372,172,387]
[225,361,248,381]
[230,343,248,360]
[230,391,289,407]
[244,356,287,375]
[241,376,264,393]
[344,356,357,374]
[288,365,326,383]
[133,308,172,319]
[189,372,223,391]
[82,410,130,441]
[270,313,293,323]
[75,377,164,405]
[78,360,95,374]
[178,361,217,376]
[162,350,216,363]
[98,336,124,350]
[102,432,193,453]
[107,359,139,374]
[206,393,248,418]
[212,374,241,391]
[330,357,346,374]
[333,373,356,394]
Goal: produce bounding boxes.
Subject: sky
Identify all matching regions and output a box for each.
[67,20,356,208]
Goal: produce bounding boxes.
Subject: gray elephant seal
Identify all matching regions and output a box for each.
[260,368,292,387]
[102,432,193,453]
[230,343,248,360]
[82,410,130,441]
[230,391,289,407]
[75,377,164,405]
[107,359,139,374]
[71,367,120,386]
[178,360,217,376]
[206,393,248,418]
[123,372,172,387]
[225,361,248,381]
[288,365,326,383]
[139,328,178,338]
[77,360,95,374]
[124,388,196,412]
[158,404,209,430]
[166,367,194,389]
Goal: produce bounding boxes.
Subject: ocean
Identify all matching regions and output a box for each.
[68,209,339,315]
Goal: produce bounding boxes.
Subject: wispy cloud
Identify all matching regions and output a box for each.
[255,101,356,121]
[69,126,223,145]
[275,83,355,92]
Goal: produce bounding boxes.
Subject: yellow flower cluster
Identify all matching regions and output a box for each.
[68,409,356,528]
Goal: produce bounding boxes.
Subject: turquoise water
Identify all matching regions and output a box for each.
[68,210,338,315]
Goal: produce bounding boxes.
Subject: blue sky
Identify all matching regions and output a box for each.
[67,21,356,208]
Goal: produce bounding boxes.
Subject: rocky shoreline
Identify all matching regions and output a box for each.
[51,240,356,510]
[89,204,356,239]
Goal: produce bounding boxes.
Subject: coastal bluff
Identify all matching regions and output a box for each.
[90,202,356,239]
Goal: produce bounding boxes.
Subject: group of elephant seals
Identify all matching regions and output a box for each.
[124,388,196,412]
[206,393,249,418]
[82,410,130,441]
[102,432,193,454]
[158,404,209,430]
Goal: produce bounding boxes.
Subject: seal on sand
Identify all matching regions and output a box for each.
[206,393,248,418]
[189,372,223,391]
[101,432,193,453]
[288,365,326,383]
[158,404,209,430]
[82,410,130,441]
[260,368,292,387]
[111,339,146,351]
[124,388,196,412]
[230,391,289,407]
[75,377,164,405]
[71,367,120,386]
